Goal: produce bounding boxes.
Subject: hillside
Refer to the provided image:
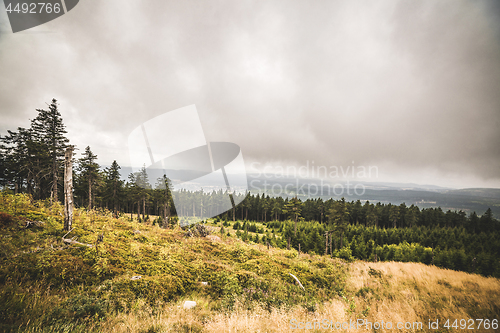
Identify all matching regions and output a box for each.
[1,193,499,332]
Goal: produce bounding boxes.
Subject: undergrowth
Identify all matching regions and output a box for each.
[1,193,499,332]
[0,193,347,332]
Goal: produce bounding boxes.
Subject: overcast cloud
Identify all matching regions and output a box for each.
[0,0,499,188]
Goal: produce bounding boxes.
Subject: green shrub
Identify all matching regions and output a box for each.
[335,247,354,262]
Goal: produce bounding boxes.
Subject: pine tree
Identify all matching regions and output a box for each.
[155,174,173,228]
[76,146,100,209]
[328,197,349,248]
[126,172,141,220]
[364,202,378,227]
[0,128,48,196]
[479,208,495,233]
[104,160,123,217]
[285,196,302,236]
[30,99,69,203]
[135,165,151,221]
[389,205,399,228]
[468,212,479,233]
[272,197,283,221]
[407,205,419,228]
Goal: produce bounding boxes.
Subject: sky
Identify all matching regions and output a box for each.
[0,0,499,189]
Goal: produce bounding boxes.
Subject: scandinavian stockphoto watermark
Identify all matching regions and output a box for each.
[290,318,499,331]
[249,161,379,198]
[127,105,248,226]
[3,0,80,33]
[290,318,423,330]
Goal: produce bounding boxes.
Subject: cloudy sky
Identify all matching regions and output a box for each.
[1,0,499,189]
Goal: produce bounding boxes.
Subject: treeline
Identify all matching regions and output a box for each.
[0,99,69,202]
[0,99,177,226]
[0,99,253,226]
[225,218,500,277]
[223,195,499,276]
[218,193,499,235]
[265,221,499,277]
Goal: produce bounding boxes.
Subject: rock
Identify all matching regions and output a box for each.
[184,224,210,237]
[183,301,197,309]
[195,224,210,237]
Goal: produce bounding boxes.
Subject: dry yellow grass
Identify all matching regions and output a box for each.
[90,261,500,333]
[345,261,500,333]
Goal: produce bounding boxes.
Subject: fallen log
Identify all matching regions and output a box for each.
[24,220,45,229]
[62,228,93,248]
[289,273,305,291]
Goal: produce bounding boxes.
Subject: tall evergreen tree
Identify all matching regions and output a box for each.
[272,197,284,221]
[155,174,173,227]
[328,197,349,248]
[389,205,400,228]
[134,165,151,221]
[284,196,302,236]
[76,146,100,209]
[30,99,69,203]
[0,128,46,195]
[103,160,123,217]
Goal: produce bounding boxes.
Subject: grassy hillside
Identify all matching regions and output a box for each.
[1,193,499,332]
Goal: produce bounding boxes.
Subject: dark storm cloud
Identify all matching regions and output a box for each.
[0,0,499,187]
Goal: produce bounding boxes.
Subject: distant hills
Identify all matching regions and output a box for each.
[117,166,500,218]
[245,174,500,218]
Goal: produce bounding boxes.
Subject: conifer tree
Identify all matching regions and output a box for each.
[76,146,100,209]
[135,165,151,221]
[30,99,69,203]
[285,196,302,236]
[328,197,349,248]
[104,160,123,217]
[389,205,400,228]
[155,174,173,228]
[0,128,47,196]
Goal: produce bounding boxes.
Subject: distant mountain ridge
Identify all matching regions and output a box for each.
[245,174,500,218]
[116,167,500,217]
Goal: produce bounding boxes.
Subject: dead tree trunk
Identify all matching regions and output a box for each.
[64,147,73,231]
